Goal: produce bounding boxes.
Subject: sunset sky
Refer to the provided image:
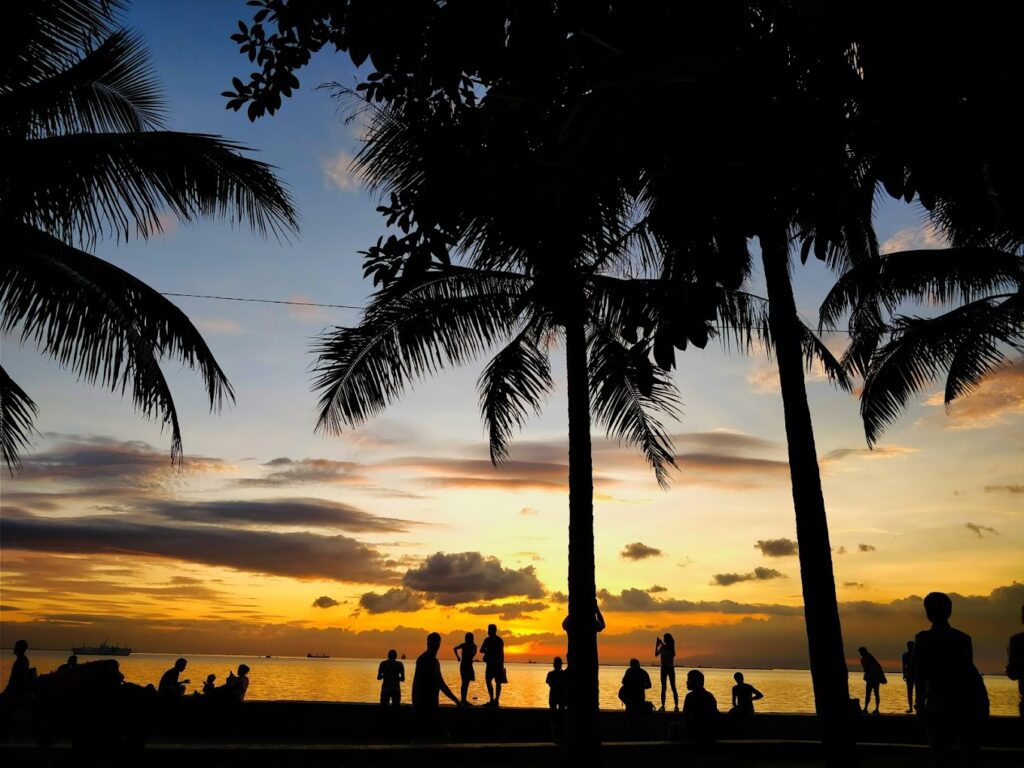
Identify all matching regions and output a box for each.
[1,1,1021,673]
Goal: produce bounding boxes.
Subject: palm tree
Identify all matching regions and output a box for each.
[0,0,297,471]
[311,91,708,752]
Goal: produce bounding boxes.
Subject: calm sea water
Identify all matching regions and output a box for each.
[3,651,1019,716]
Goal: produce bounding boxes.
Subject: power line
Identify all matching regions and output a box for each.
[160,292,362,310]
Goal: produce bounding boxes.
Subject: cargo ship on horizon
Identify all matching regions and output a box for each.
[71,639,131,656]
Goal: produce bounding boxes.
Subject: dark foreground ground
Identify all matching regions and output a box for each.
[2,700,1020,767]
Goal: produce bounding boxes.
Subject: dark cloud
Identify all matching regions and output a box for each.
[647,585,668,593]
[711,567,786,587]
[16,436,224,484]
[237,458,364,487]
[460,601,548,620]
[147,498,418,533]
[620,542,663,561]
[835,546,848,555]
[402,552,545,605]
[312,596,340,609]
[984,484,1024,494]
[671,431,777,452]
[0,512,399,583]
[359,588,424,614]
[965,522,999,538]
[598,588,803,616]
[843,582,867,589]
[377,457,615,493]
[676,453,789,475]
[754,538,798,558]
[550,591,568,603]
[858,544,876,553]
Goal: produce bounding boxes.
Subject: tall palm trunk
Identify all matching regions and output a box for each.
[760,229,855,766]
[563,298,601,758]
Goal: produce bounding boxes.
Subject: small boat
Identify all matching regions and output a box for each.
[71,639,131,656]
[306,652,330,659]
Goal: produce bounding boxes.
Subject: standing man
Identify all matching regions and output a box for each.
[378,649,405,707]
[901,640,916,714]
[412,633,460,741]
[480,624,505,707]
[912,592,988,767]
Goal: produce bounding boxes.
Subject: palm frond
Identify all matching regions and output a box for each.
[860,294,1024,444]
[0,366,38,473]
[8,131,298,245]
[1,224,236,459]
[0,0,123,90]
[586,323,680,489]
[478,318,554,465]
[1,30,165,138]
[313,266,530,435]
[820,248,1022,330]
[800,325,854,392]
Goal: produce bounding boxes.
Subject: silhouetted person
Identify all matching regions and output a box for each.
[913,591,988,767]
[730,672,764,718]
[546,656,566,739]
[859,646,886,714]
[2,640,30,702]
[57,654,78,673]
[480,624,505,707]
[202,674,217,696]
[378,649,405,707]
[158,658,189,699]
[655,633,679,711]
[902,640,916,713]
[1006,604,1023,717]
[682,669,718,742]
[223,664,249,701]
[412,632,460,741]
[546,656,566,711]
[453,632,477,705]
[619,658,653,714]
[561,601,606,634]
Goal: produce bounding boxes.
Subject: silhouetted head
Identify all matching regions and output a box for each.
[67,655,78,666]
[923,592,953,623]
[487,624,497,636]
[553,656,562,670]
[13,640,27,656]
[907,641,914,651]
[206,674,216,683]
[858,647,868,657]
[238,664,249,676]
[629,658,640,669]
[387,649,398,661]
[174,657,187,671]
[734,672,744,683]
[686,670,705,691]
[426,632,442,653]
[465,632,474,643]
[663,633,674,646]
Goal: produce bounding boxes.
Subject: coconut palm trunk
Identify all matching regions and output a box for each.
[563,299,601,754]
[760,229,854,765]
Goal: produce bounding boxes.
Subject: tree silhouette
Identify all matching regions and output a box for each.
[1,0,297,471]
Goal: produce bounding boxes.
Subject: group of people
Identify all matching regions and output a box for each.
[158,657,250,702]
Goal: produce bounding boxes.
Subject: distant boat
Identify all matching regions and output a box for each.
[71,639,131,656]
[306,653,330,659]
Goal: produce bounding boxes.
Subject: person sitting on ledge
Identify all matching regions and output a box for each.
[619,658,653,714]
[682,669,719,741]
[158,658,189,699]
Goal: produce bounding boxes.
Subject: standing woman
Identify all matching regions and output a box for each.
[454,632,477,706]
[859,646,887,714]
[655,633,679,711]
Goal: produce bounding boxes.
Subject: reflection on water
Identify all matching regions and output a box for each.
[2,651,1018,716]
